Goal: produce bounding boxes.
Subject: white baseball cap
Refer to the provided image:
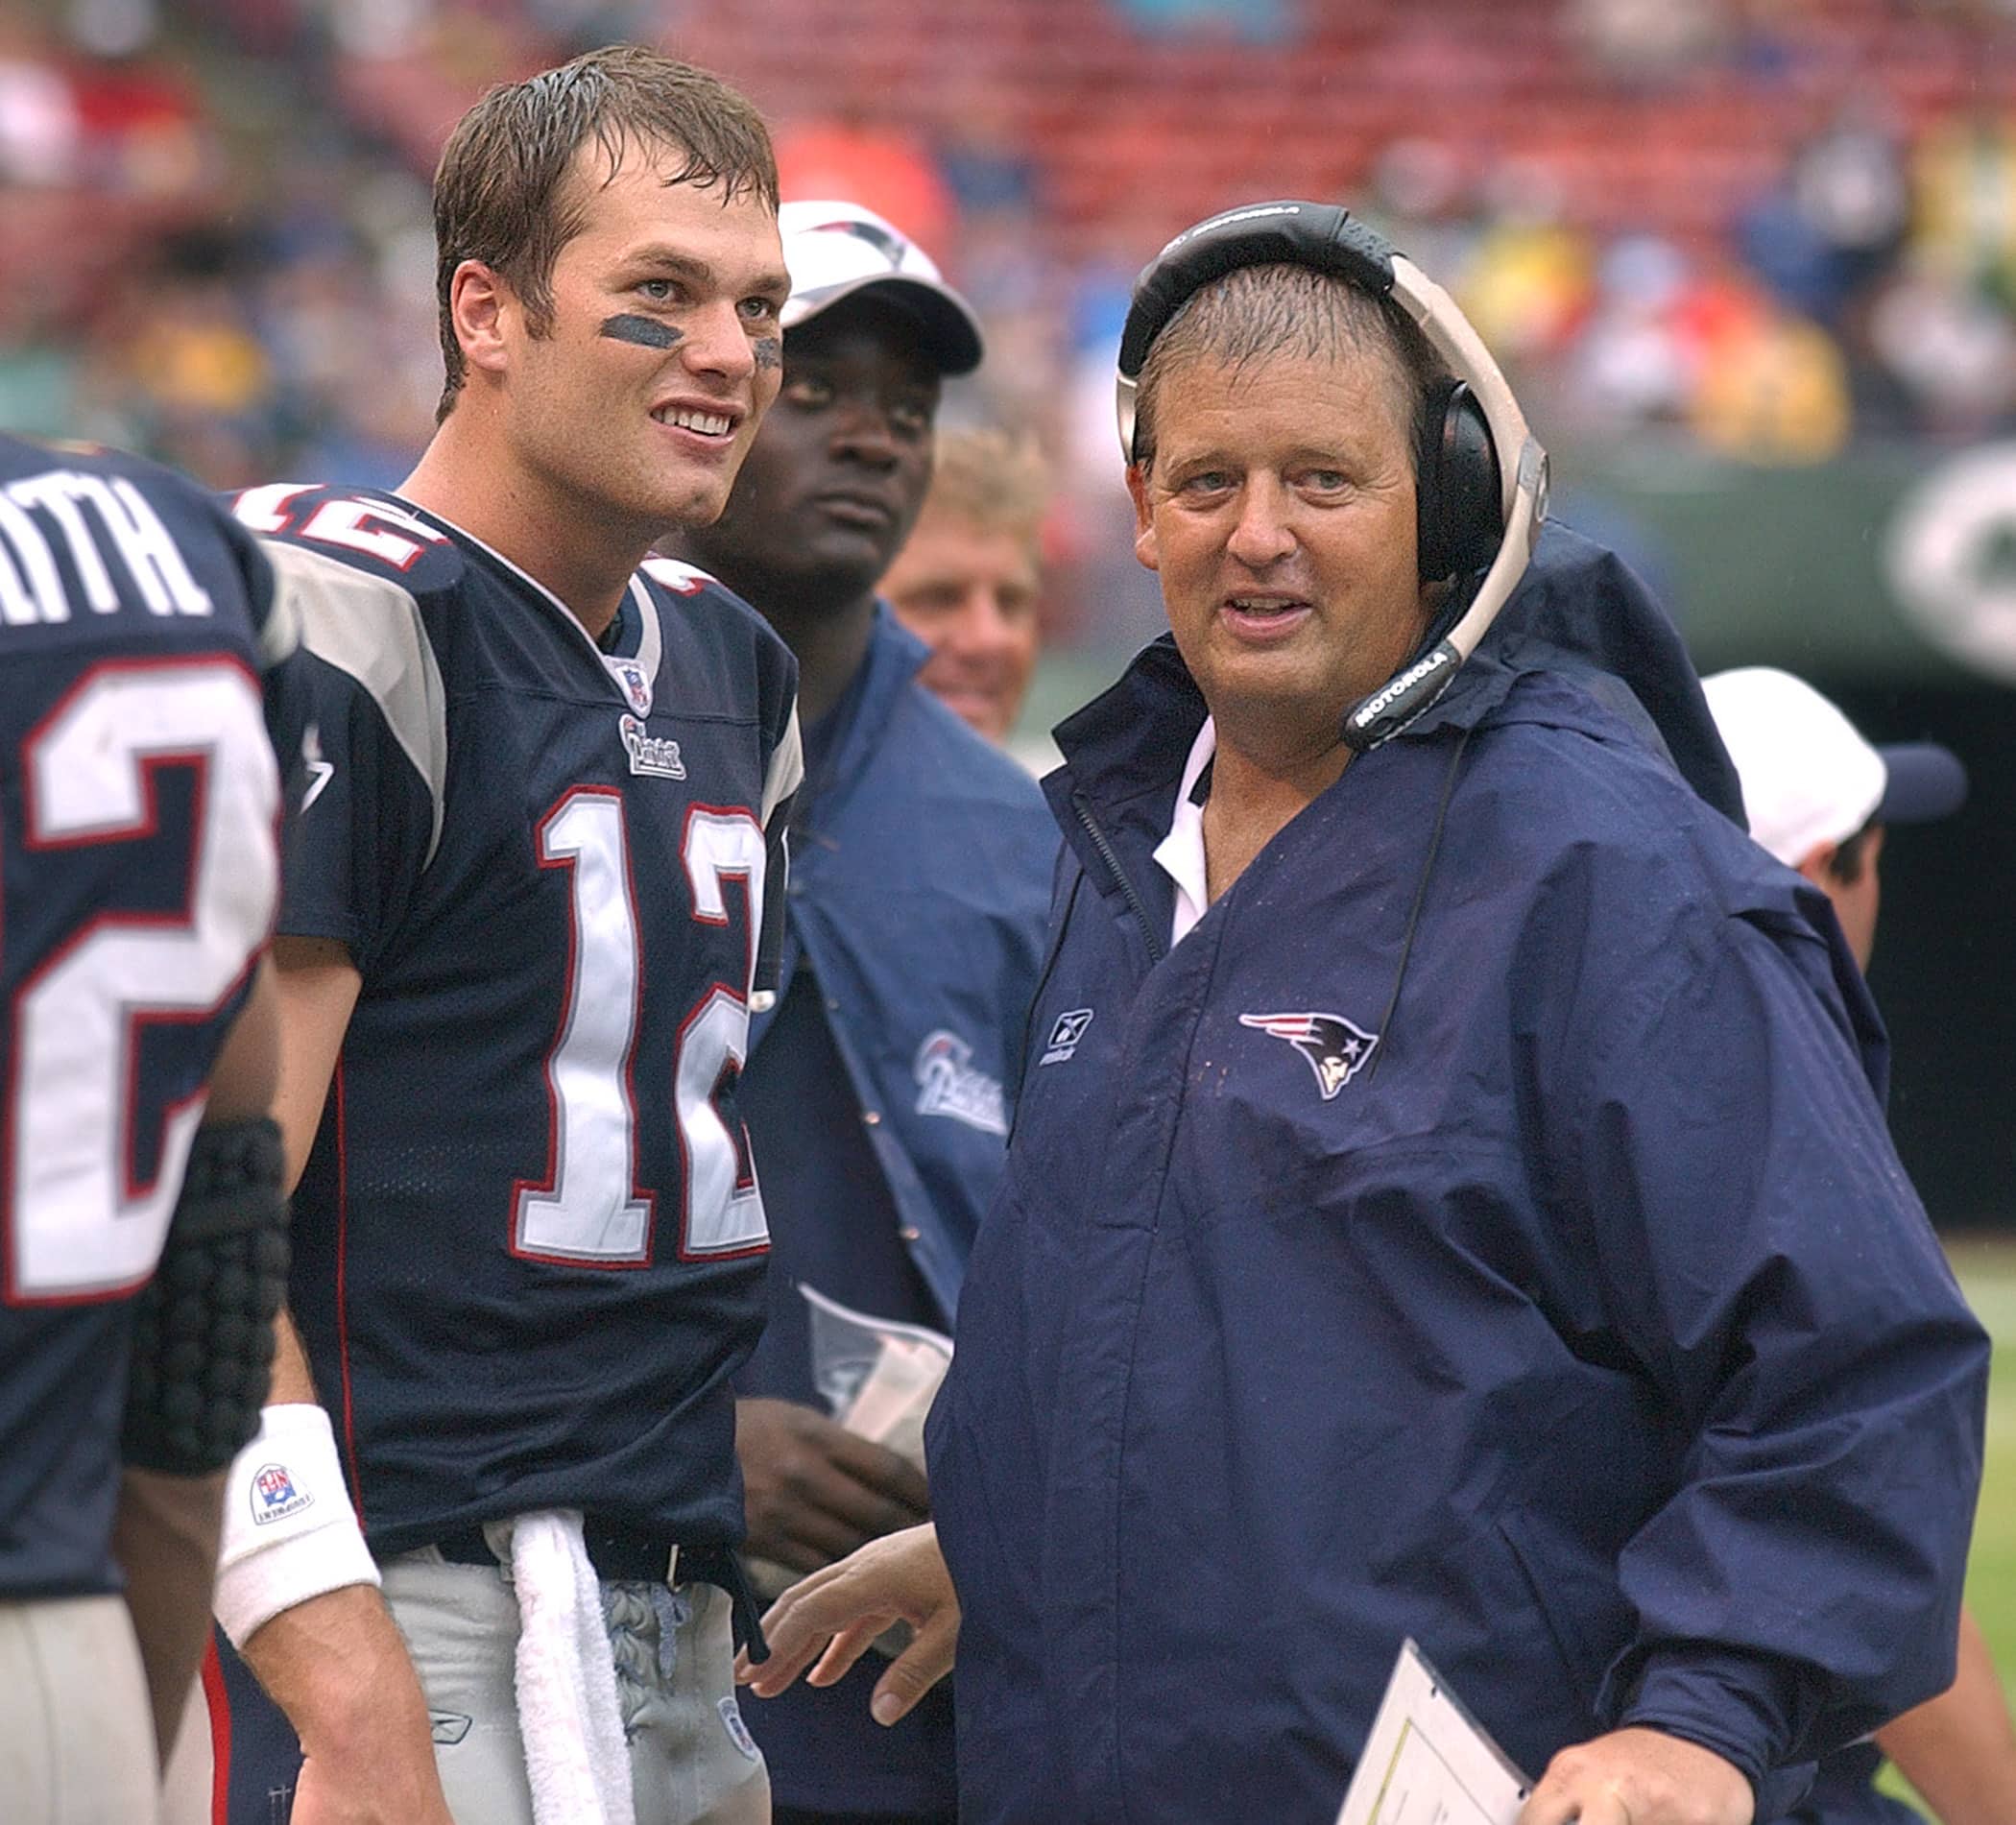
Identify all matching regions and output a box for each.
[777,199,985,375]
[1701,666,1968,867]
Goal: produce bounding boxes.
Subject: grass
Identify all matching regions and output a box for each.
[1878,1239,2016,1816]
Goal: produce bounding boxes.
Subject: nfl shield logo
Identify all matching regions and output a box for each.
[617,662,652,715]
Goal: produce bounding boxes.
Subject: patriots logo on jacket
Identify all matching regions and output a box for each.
[913,1029,1009,1136]
[1238,1011,1379,1099]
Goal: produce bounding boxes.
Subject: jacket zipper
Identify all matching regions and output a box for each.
[1072,792,1165,966]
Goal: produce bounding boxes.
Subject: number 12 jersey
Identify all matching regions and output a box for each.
[236,484,801,1557]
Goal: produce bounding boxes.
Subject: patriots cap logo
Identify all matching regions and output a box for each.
[1239,1011,1380,1099]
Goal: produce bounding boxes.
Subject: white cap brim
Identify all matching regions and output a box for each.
[782,274,984,375]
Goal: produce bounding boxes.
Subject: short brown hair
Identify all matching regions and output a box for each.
[1132,261,1447,474]
[918,426,1049,553]
[431,44,779,420]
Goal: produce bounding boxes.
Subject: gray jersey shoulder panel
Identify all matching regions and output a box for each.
[257,561,302,670]
[265,539,447,866]
[762,709,804,828]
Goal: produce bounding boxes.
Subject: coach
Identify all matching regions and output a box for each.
[748,204,1990,1825]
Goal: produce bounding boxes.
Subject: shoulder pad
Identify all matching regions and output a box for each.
[266,538,448,865]
[639,555,791,677]
[231,485,467,596]
[640,556,771,633]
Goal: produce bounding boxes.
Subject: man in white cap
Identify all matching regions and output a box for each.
[1702,665,1966,972]
[665,202,1055,1825]
[1706,665,2014,1825]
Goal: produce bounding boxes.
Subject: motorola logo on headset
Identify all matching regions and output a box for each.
[1115,200,1550,751]
[1351,646,1453,729]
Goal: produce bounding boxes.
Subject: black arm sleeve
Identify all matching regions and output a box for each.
[122,1117,290,1477]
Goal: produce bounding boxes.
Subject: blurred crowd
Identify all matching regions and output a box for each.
[6,0,2016,642]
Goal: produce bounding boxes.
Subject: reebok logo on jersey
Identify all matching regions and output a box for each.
[301,723,334,810]
[620,713,686,780]
[1039,1008,1094,1067]
[914,1030,1009,1135]
[1239,1011,1380,1099]
[251,1461,314,1525]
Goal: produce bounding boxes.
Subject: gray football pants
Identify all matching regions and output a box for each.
[0,1593,160,1823]
[385,1545,771,1825]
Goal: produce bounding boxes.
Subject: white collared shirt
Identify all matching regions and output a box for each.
[1151,717,1217,949]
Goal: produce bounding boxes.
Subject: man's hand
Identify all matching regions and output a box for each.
[241,1584,454,1825]
[735,1396,931,1573]
[1520,1728,1753,1825]
[737,1522,957,1725]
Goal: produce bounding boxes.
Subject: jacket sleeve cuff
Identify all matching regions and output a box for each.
[1610,1647,1814,1789]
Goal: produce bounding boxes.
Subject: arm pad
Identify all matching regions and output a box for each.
[122,1116,290,1476]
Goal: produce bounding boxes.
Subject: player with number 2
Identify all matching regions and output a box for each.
[0,431,295,1824]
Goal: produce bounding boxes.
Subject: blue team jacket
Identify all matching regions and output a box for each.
[752,606,1056,1322]
[926,527,1989,1823]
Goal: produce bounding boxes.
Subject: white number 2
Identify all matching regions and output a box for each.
[679,810,767,1257]
[512,792,768,1265]
[7,660,279,1302]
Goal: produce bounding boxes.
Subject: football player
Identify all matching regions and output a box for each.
[0,431,294,1822]
[182,45,801,1825]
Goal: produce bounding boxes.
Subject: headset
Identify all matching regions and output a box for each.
[1116,201,1549,752]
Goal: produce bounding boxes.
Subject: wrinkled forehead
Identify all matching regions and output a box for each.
[1150,338,1414,454]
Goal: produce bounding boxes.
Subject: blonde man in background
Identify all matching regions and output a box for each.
[880,425,1047,744]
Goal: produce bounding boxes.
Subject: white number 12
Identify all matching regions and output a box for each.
[511,790,769,1265]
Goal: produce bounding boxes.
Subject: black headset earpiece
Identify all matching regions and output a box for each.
[1415,378,1503,585]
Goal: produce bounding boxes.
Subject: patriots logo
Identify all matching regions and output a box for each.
[816,212,911,267]
[1238,1011,1380,1099]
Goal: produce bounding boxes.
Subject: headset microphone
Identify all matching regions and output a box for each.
[1115,201,1548,751]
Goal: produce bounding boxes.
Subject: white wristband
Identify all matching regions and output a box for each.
[216,1403,380,1649]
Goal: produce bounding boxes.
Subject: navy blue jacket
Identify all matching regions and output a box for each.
[751,607,1056,1322]
[927,526,1989,1824]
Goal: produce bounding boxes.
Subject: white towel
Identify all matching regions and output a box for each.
[495,1509,635,1825]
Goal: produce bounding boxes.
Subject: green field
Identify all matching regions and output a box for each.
[1880,1241,2016,1816]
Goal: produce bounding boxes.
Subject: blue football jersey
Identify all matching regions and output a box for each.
[0,436,288,1597]
[232,485,802,1556]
